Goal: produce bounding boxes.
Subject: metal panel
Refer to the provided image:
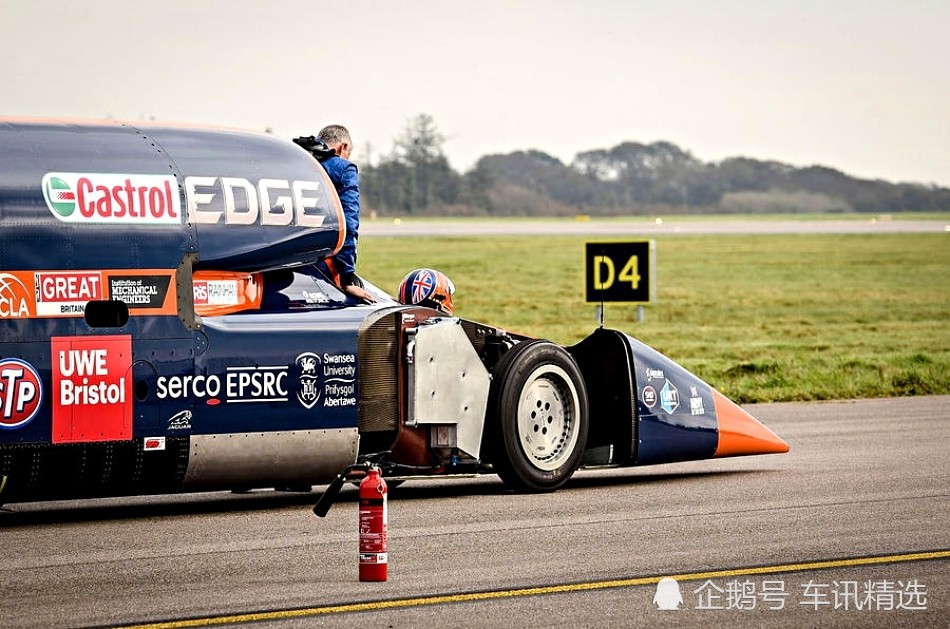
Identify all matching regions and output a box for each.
[357,309,400,434]
[407,318,491,459]
[182,428,358,488]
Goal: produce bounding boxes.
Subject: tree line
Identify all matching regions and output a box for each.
[359,114,950,216]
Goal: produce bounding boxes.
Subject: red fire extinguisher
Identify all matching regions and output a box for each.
[358,466,388,581]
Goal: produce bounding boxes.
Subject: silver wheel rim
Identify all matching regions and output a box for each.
[516,364,581,472]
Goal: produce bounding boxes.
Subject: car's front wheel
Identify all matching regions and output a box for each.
[486,340,589,492]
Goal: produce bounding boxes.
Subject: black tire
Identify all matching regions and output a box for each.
[485,340,589,492]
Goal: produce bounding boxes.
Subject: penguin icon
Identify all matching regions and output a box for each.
[653,577,683,610]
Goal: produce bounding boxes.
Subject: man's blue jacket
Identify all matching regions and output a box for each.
[319,154,360,282]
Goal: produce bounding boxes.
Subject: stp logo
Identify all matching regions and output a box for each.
[0,358,43,429]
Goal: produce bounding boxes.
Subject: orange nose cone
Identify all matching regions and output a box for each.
[713,390,789,457]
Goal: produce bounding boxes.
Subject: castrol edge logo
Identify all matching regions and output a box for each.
[41,172,331,228]
[43,172,181,225]
[184,176,328,227]
[43,172,331,227]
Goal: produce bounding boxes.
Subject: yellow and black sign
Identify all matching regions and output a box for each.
[585,241,655,304]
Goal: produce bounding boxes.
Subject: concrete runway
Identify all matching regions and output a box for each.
[361,217,949,237]
[1,396,947,628]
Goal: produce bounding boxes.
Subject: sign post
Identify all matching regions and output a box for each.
[585,241,656,323]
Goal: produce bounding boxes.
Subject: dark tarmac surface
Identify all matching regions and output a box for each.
[1,395,947,628]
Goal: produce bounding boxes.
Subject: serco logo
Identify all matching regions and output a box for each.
[42,172,181,225]
[0,358,43,429]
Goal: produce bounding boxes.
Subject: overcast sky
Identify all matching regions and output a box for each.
[1,0,947,185]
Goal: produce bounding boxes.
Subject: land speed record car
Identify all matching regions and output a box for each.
[0,118,788,503]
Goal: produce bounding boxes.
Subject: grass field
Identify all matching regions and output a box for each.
[358,232,949,403]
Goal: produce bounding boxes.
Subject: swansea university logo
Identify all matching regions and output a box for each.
[296,352,321,409]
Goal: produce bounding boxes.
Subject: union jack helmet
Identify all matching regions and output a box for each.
[397,268,455,315]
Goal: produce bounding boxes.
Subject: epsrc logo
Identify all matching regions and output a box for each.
[0,358,43,429]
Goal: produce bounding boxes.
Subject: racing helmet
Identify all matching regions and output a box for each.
[397,268,455,315]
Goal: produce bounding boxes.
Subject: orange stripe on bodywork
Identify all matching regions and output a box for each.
[192,271,263,316]
[713,389,789,457]
[299,152,346,257]
[1,268,179,319]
